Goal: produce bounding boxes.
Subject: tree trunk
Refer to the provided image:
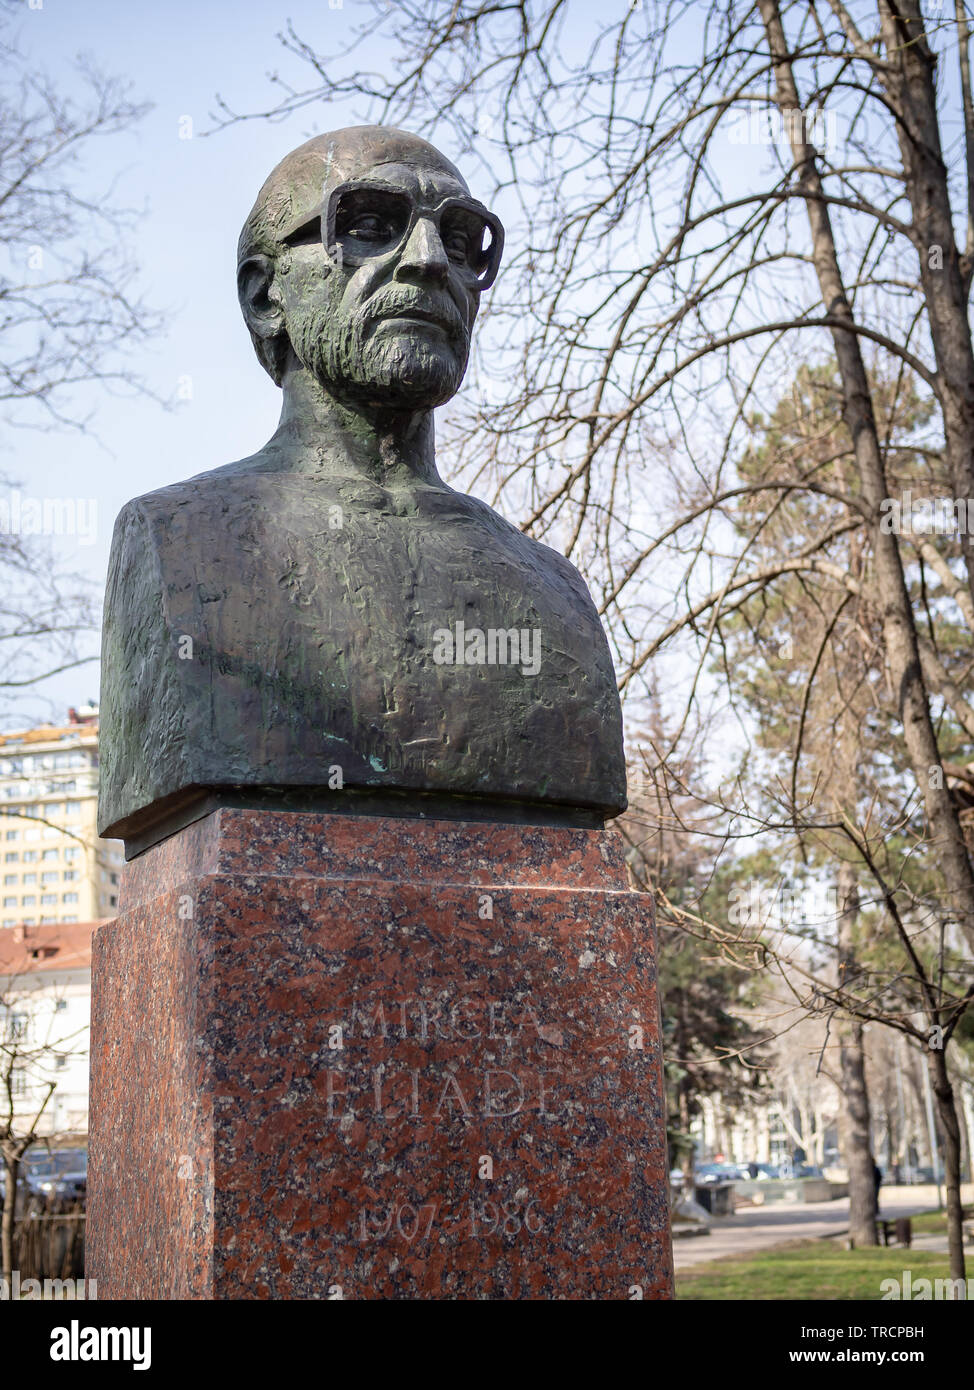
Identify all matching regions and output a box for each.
[962,1078,974,1182]
[883,1067,898,1179]
[839,1019,879,1245]
[1,1151,17,1287]
[679,1082,694,1192]
[877,0,974,612]
[836,863,878,1245]
[955,1062,972,1184]
[928,1045,967,1282]
[758,0,974,959]
[677,989,695,1193]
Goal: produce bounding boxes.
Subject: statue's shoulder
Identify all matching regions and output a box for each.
[110,455,270,545]
[456,490,600,604]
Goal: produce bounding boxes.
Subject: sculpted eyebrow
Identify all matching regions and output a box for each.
[282,214,321,247]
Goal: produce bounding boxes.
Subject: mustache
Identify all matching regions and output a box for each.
[365,287,467,338]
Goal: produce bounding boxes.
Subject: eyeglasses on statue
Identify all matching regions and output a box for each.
[284,179,504,291]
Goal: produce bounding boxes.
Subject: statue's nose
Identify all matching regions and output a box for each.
[394,216,450,284]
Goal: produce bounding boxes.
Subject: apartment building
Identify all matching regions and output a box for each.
[0,920,101,1138]
[0,706,123,930]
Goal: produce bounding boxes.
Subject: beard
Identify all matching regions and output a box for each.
[288,292,471,410]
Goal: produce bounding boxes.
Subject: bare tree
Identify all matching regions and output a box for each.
[220,0,974,1273]
[621,733,772,1193]
[0,9,158,432]
[0,6,160,719]
[219,0,974,937]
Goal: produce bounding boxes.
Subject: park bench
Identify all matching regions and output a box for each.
[877,1217,912,1247]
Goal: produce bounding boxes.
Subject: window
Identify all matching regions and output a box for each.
[10,1069,26,1097]
[62,893,78,904]
[65,802,81,816]
[109,895,117,908]
[45,803,61,817]
[40,916,56,924]
[21,895,35,906]
[5,831,18,841]
[2,896,16,907]
[42,849,58,862]
[64,848,80,861]
[55,1055,67,1070]
[62,916,78,923]
[4,853,18,863]
[7,1013,28,1040]
[55,999,68,1011]
[40,894,57,905]
[22,873,36,885]
[3,875,16,886]
[63,870,77,882]
[22,851,37,863]
[41,872,58,884]
[110,873,119,885]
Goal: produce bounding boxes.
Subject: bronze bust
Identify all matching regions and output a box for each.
[98,127,626,854]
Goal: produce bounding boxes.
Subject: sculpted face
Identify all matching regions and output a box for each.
[240,129,503,412]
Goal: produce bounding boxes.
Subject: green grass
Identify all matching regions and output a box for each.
[907,1207,973,1236]
[677,1240,953,1300]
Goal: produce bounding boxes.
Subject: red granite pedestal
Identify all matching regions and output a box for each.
[87,808,673,1300]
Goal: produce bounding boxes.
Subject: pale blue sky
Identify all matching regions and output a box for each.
[6,0,965,732]
[3,0,460,721]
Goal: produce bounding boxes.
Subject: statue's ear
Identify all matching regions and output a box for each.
[237,254,285,343]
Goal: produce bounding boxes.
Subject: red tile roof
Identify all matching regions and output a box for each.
[0,921,106,975]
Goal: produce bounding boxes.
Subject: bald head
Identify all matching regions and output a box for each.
[239,127,468,268]
[237,126,499,408]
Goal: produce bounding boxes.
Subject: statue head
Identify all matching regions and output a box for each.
[237,127,504,413]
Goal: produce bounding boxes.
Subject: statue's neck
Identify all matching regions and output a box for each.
[267,363,443,487]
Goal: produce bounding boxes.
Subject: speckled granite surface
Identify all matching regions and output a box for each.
[88,808,672,1300]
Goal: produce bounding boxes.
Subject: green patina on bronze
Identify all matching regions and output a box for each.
[98,126,626,852]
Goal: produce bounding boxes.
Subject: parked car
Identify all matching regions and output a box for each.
[24,1147,87,1201]
[694,1162,749,1184]
[906,1165,945,1185]
[743,1162,781,1180]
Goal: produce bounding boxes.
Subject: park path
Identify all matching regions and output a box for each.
[672,1182,973,1270]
